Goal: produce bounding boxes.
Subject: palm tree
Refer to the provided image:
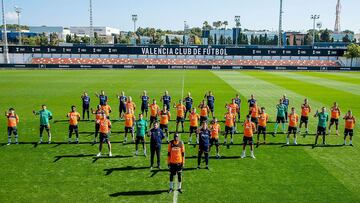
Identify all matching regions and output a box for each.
[223,21,228,44]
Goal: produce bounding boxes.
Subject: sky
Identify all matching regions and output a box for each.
[3,0,360,33]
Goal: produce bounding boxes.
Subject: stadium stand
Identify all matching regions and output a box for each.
[31,58,341,67]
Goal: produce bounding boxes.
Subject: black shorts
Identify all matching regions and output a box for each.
[176,116,185,123]
[150,116,158,123]
[7,127,18,136]
[141,104,148,112]
[251,117,258,124]
[125,126,133,133]
[160,124,168,132]
[95,123,100,132]
[344,129,354,137]
[210,138,219,146]
[40,125,50,132]
[330,118,339,125]
[190,126,197,134]
[225,126,234,134]
[169,163,183,175]
[69,125,78,132]
[119,104,126,113]
[300,116,309,124]
[135,136,145,144]
[185,106,192,112]
[199,145,210,153]
[200,116,208,123]
[208,104,214,112]
[257,126,266,134]
[317,126,326,135]
[100,132,110,143]
[276,116,285,123]
[288,126,297,134]
[243,136,253,145]
[82,104,90,110]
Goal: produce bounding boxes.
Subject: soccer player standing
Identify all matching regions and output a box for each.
[329,102,341,136]
[274,99,286,135]
[95,90,107,106]
[299,98,311,136]
[81,92,90,120]
[257,107,269,146]
[226,99,239,129]
[5,108,19,145]
[91,105,104,143]
[140,91,150,118]
[126,96,136,114]
[168,133,185,193]
[234,94,241,121]
[161,91,171,113]
[123,108,136,143]
[67,106,81,144]
[249,101,260,129]
[101,101,112,120]
[241,115,256,159]
[149,99,160,128]
[224,108,235,145]
[314,107,329,146]
[117,91,127,119]
[282,94,290,122]
[188,108,200,144]
[198,100,210,124]
[183,92,193,119]
[343,110,356,146]
[209,118,221,159]
[135,114,148,156]
[286,107,299,145]
[33,105,53,144]
[96,112,112,157]
[148,121,165,169]
[197,122,210,169]
[204,91,215,118]
[159,106,171,142]
[248,94,256,108]
[174,100,186,133]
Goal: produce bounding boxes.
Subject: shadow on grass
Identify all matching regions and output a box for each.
[53,154,95,162]
[109,189,168,197]
[312,144,345,149]
[104,166,149,175]
[150,167,198,177]
[92,155,133,163]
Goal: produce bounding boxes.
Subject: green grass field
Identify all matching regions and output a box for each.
[0,70,359,203]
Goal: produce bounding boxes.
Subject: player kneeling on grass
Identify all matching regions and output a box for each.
[241,115,256,159]
[97,112,112,157]
[257,107,269,146]
[91,105,104,143]
[67,106,81,144]
[314,107,329,146]
[148,121,165,169]
[5,108,19,145]
[188,108,200,144]
[286,107,299,145]
[123,108,135,143]
[33,105,53,144]
[343,110,356,146]
[224,108,235,145]
[209,118,221,159]
[174,100,186,133]
[135,114,148,156]
[197,122,211,169]
[168,133,185,193]
[159,106,171,143]
[329,102,341,136]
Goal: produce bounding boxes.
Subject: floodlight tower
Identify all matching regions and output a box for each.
[1,0,9,64]
[278,0,283,47]
[132,14,138,33]
[311,14,320,47]
[334,0,341,33]
[234,15,241,46]
[89,0,94,45]
[15,6,22,45]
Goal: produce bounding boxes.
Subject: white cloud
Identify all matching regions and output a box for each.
[5,11,18,23]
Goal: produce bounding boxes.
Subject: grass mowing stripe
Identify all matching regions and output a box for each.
[299,72,360,85]
[270,72,360,96]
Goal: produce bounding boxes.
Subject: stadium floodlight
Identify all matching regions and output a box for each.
[89,0,94,45]
[184,21,189,45]
[14,6,22,45]
[132,14,138,33]
[311,14,320,47]
[278,0,283,47]
[1,0,9,64]
[234,16,241,46]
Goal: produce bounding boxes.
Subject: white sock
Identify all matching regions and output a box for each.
[8,136,11,143]
[286,138,289,143]
[15,136,18,143]
[178,182,182,189]
[144,149,146,154]
[170,182,173,189]
[350,140,353,145]
[294,138,297,143]
[76,138,79,141]
[344,140,346,144]
[40,136,43,142]
[48,136,52,142]
[251,150,254,156]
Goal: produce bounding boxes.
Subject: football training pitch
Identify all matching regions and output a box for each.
[1,70,359,203]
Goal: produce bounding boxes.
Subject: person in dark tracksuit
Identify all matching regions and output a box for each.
[197,122,210,170]
[148,121,165,170]
[81,92,90,120]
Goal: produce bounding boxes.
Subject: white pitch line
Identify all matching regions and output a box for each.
[173,182,178,203]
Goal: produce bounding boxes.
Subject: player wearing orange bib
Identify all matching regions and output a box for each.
[67,106,81,144]
[91,105,104,143]
[123,108,136,143]
[149,99,160,128]
[159,106,171,142]
[188,108,200,144]
[167,133,185,194]
[5,108,19,145]
[126,96,136,114]
[249,102,260,128]
[257,107,269,146]
[286,107,299,145]
[241,115,256,159]
[224,108,235,145]
[174,100,186,133]
[96,111,112,157]
[299,98,311,136]
[343,110,356,146]
[101,102,112,119]
[329,102,341,136]
[198,100,210,124]
[209,118,221,159]
[226,99,239,130]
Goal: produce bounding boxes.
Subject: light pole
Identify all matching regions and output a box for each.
[184,21,189,45]
[311,14,320,47]
[278,0,283,47]
[235,16,241,46]
[15,6,22,45]
[89,0,94,45]
[1,0,9,64]
[132,14,138,33]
